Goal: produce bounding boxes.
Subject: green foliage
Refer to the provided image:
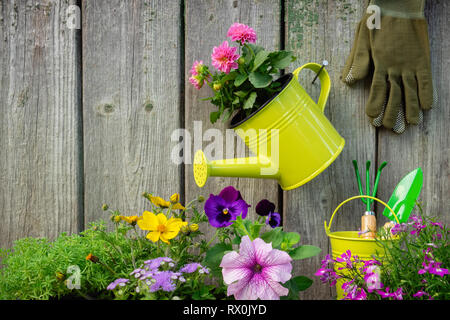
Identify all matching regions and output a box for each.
[316,204,449,300]
[203,243,233,278]
[374,206,450,300]
[282,276,314,300]
[192,38,296,124]
[0,194,212,300]
[0,221,130,300]
[0,191,321,301]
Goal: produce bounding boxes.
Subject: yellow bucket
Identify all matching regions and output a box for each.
[194,63,345,190]
[324,195,400,299]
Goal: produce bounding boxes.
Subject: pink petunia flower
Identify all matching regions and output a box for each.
[220,235,292,300]
[211,41,240,74]
[227,23,257,44]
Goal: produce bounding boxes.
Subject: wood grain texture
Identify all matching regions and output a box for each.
[0,0,82,248]
[377,0,450,227]
[184,0,281,238]
[284,0,376,299]
[82,0,182,226]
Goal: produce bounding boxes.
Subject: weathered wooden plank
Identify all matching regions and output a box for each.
[82,0,182,225]
[284,0,376,299]
[377,0,450,226]
[184,1,281,236]
[0,0,82,248]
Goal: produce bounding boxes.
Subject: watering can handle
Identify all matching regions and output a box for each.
[324,195,401,235]
[293,63,331,112]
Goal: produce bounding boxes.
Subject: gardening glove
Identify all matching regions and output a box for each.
[341,0,436,134]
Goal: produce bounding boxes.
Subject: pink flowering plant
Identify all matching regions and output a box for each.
[189,23,296,124]
[315,204,449,300]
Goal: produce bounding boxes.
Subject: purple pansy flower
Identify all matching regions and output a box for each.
[255,199,275,216]
[266,212,281,228]
[255,199,281,228]
[106,278,129,290]
[204,186,250,228]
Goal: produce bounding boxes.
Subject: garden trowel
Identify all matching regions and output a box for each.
[382,168,423,224]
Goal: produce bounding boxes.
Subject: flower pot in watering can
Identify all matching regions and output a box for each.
[193,62,345,190]
[324,195,401,300]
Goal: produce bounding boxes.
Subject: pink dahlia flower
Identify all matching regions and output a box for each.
[227,23,257,44]
[189,75,204,90]
[211,41,239,74]
[220,235,292,300]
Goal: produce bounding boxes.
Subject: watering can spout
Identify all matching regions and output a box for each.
[193,150,279,188]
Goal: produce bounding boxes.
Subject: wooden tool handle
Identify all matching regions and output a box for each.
[361,213,376,239]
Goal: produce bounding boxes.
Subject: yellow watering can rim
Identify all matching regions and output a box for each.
[230,62,331,129]
[324,195,400,236]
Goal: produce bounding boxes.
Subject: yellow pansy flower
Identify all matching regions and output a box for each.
[137,211,187,244]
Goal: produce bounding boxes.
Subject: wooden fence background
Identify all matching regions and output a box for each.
[0,0,448,299]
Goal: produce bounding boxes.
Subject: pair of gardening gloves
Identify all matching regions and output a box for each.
[341,0,437,134]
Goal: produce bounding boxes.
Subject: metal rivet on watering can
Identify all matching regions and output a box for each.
[312,60,328,84]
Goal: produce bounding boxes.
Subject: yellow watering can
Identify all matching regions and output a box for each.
[193,63,345,191]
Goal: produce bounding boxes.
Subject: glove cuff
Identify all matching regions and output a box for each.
[369,0,425,19]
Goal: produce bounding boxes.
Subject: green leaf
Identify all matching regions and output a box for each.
[231,216,250,238]
[249,72,272,88]
[232,235,241,245]
[269,51,296,69]
[221,71,238,83]
[249,221,265,240]
[210,111,220,124]
[289,245,322,260]
[260,227,284,248]
[246,44,265,55]
[234,90,249,98]
[283,232,301,247]
[284,276,314,295]
[243,92,257,110]
[203,242,232,276]
[234,73,248,87]
[222,108,233,122]
[251,50,271,72]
